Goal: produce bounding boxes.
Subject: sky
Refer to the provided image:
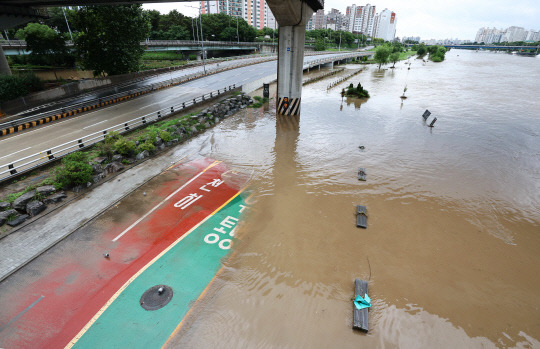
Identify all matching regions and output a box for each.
[142,0,540,40]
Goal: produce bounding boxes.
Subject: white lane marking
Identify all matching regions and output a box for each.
[0,122,61,144]
[83,120,108,129]
[0,295,45,333]
[112,163,218,242]
[0,147,31,160]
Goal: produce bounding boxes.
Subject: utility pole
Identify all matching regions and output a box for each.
[186,4,206,73]
[236,16,239,44]
[62,7,73,41]
[199,6,206,73]
[191,17,196,42]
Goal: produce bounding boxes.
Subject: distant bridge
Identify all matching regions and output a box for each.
[1,40,313,55]
[442,44,540,50]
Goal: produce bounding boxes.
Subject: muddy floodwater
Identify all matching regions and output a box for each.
[165,50,540,348]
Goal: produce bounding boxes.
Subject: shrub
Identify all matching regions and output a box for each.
[345,82,370,98]
[158,130,172,142]
[103,131,121,144]
[0,73,44,103]
[145,127,158,144]
[96,142,114,159]
[431,54,444,62]
[137,141,155,153]
[54,152,93,189]
[113,138,136,156]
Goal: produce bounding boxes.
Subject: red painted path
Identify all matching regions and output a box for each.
[0,158,246,348]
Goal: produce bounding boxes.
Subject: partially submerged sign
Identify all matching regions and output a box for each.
[353,278,370,332]
[358,168,366,181]
[356,205,367,229]
[422,109,431,120]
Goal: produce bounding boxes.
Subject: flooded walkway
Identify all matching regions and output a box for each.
[166,50,540,348]
[0,50,538,348]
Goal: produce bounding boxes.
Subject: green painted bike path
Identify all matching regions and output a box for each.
[72,194,246,349]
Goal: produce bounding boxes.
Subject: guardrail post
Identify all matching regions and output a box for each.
[182,102,185,108]
[142,116,146,124]
[193,98,196,104]
[170,106,174,113]
[202,95,205,101]
[47,150,54,160]
[125,123,130,131]
[217,89,220,95]
[78,139,84,148]
[210,92,213,98]
[157,111,161,118]
[8,164,17,175]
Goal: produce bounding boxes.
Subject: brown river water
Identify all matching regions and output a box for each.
[165,50,540,348]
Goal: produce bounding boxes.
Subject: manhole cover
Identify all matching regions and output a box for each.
[140,285,173,311]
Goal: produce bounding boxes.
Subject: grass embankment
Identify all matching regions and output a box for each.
[0,109,206,205]
[399,51,417,60]
[139,51,191,70]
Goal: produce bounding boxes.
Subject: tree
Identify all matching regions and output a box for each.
[374,46,391,69]
[73,5,150,76]
[416,43,427,56]
[15,23,70,66]
[389,52,400,68]
[164,25,190,40]
[429,45,447,62]
[314,38,326,51]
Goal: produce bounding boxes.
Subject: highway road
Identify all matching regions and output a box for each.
[9,55,275,120]
[0,52,365,173]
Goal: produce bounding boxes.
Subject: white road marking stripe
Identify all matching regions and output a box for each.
[0,147,31,160]
[112,161,219,242]
[82,120,108,129]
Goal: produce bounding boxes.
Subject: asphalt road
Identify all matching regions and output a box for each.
[0,52,363,169]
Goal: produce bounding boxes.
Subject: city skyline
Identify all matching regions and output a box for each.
[142,0,540,40]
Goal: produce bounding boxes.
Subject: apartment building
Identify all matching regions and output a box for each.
[200,0,276,29]
[373,9,396,42]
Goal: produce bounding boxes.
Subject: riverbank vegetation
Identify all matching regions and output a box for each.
[344,82,370,98]
[0,74,44,103]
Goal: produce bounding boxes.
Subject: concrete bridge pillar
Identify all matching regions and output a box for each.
[0,47,12,75]
[267,0,319,116]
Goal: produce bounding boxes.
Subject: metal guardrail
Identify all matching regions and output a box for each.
[0,51,369,183]
[303,52,370,70]
[0,55,275,130]
[0,85,237,183]
[1,39,316,48]
[327,68,364,90]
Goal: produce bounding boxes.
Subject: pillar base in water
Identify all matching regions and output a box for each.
[277,97,301,116]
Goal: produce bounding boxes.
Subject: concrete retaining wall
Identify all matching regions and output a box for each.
[242,73,277,93]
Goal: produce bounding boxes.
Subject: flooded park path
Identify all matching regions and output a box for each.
[166,50,540,348]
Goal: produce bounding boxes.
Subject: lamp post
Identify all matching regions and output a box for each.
[186,4,206,73]
[236,16,239,44]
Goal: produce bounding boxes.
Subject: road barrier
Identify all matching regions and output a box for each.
[0,85,237,183]
[303,68,344,85]
[327,68,364,90]
[0,56,277,137]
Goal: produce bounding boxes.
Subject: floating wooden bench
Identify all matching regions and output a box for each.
[353,278,369,332]
[358,168,366,181]
[356,205,367,229]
